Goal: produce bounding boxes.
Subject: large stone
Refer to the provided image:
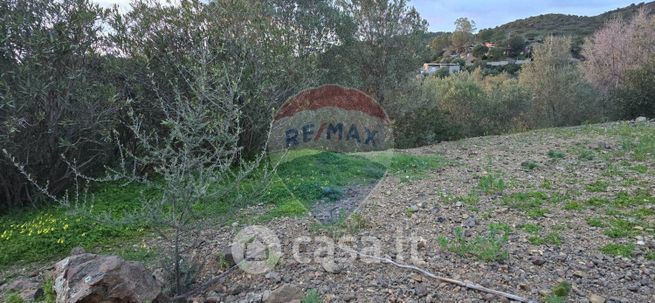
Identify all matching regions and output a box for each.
[264,284,304,303]
[52,253,162,303]
[268,85,391,153]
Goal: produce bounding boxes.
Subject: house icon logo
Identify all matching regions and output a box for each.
[231,225,281,274]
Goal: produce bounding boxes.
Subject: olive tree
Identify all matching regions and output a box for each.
[0,0,119,210]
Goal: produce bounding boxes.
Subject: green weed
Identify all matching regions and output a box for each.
[586,217,606,227]
[521,223,541,234]
[546,281,571,303]
[438,224,511,262]
[603,219,637,238]
[302,289,322,303]
[578,149,595,161]
[502,192,550,218]
[585,180,609,192]
[478,172,505,194]
[521,160,539,170]
[601,243,634,257]
[547,150,566,160]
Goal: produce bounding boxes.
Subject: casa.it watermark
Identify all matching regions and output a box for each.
[231,225,428,274]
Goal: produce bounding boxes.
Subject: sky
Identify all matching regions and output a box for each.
[411,0,643,32]
[95,0,644,32]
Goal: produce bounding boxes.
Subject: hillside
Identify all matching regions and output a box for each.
[481,1,655,42]
[4,120,653,302]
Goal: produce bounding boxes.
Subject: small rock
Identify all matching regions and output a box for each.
[415,284,428,297]
[455,201,463,207]
[588,294,605,303]
[265,271,281,282]
[531,256,546,266]
[409,205,419,212]
[232,222,239,227]
[573,270,587,278]
[597,141,611,150]
[627,284,639,292]
[463,216,476,228]
[321,260,343,274]
[637,240,646,246]
[635,116,647,123]
[264,284,304,303]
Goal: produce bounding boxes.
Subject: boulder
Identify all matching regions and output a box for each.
[264,284,303,303]
[53,253,162,303]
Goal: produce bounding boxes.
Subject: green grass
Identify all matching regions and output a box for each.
[631,164,649,173]
[438,224,511,262]
[586,217,606,227]
[0,182,153,268]
[0,150,446,268]
[647,252,655,261]
[529,231,562,246]
[619,126,655,161]
[478,172,505,194]
[585,197,610,207]
[276,152,386,206]
[501,191,552,218]
[585,180,609,192]
[359,150,446,182]
[547,150,566,160]
[302,289,323,303]
[520,223,541,234]
[577,149,595,161]
[563,201,584,211]
[546,281,571,303]
[601,243,634,257]
[603,218,638,238]
[310,212,368,238]
[5,293,25,303]
[612,190,654,208]
[521,160,539,170]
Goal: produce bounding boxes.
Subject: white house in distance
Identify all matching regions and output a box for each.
[422,62,460,75]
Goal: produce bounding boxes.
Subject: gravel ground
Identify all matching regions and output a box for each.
[201,122,655,303]
[3,122,654,303]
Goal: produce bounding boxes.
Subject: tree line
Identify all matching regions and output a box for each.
[1,0,654,211]
[0,0,428,211]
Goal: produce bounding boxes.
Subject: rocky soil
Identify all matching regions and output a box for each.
[3,121,654,303]
[199,121,655,303]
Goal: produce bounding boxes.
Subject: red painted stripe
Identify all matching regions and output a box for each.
[274,85,389,122]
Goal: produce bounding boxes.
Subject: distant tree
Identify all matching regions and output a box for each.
[581,9,655,96]
[430,34,451,57]
[472,45,489,58]
[338,0,428,104]
[507,35,526,57]
[613,56,655,119]
[454,17,476,33]
[451,17,476,53]
[477,29,494,42]
[520,36,599,127]
[488,47,506,60]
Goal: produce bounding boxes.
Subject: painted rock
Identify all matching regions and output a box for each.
[269,85,391,152]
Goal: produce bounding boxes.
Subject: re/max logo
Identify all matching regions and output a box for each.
[285,122,379,147]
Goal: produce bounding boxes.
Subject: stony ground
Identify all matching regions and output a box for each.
[201,121,655,303]
[2,121,654,303]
